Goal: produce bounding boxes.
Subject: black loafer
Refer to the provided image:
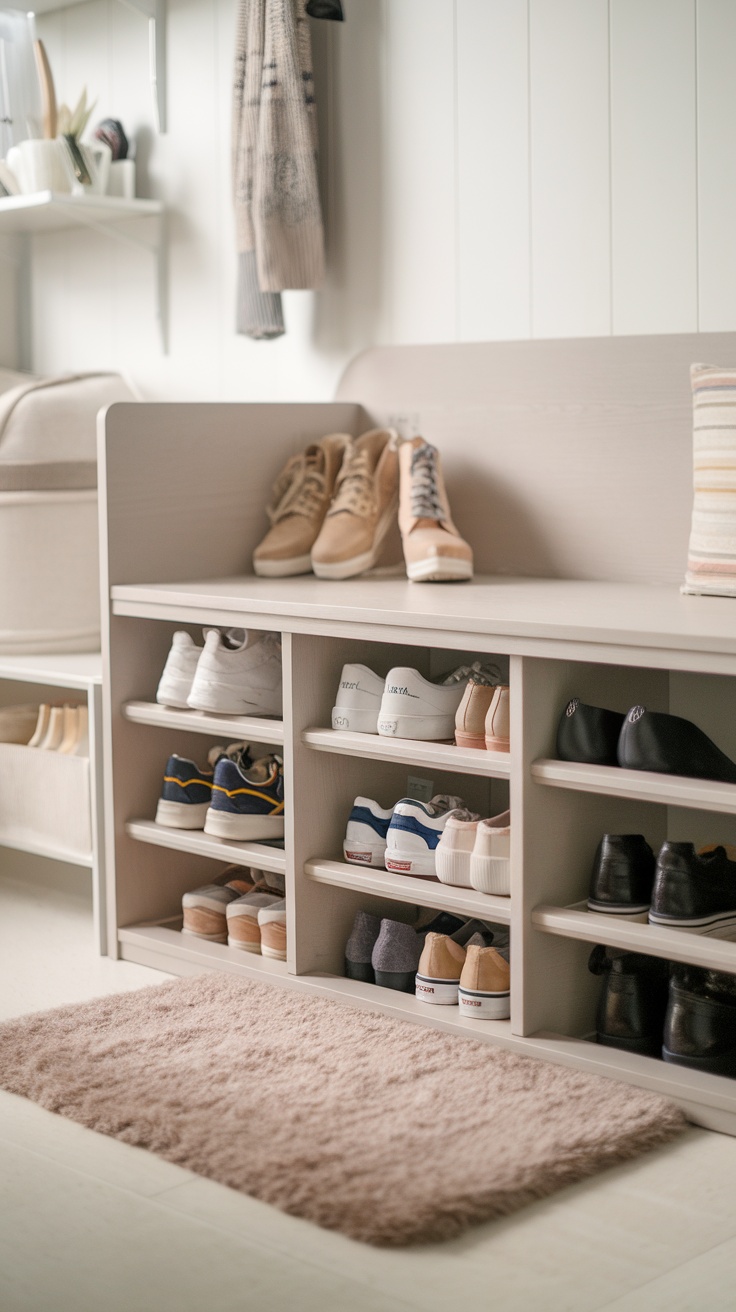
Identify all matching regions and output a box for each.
[588,945,669,1056]
[556,698,625,766]
[588,834,655,920]
[618,705,736,784]
[649,842,736,934]
[663,965,736,1077]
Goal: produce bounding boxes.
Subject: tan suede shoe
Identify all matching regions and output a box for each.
[398,436,473,582]
[458,943,511,1019]
[311,428,399,579]
[455,681,496,749]
[415,932,466,1004]
[485,685,510,751]
[253,433,352,577]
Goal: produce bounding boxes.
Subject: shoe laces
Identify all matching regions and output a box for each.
[409,442,444,521]
[440,660,501,687]
[208,741,251,770]
[267,448,327,523]
[328,445,375,518]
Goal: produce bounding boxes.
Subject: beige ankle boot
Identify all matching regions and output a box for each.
[398,437,473,582]
[253,433,352,577]
[311,428,398,579]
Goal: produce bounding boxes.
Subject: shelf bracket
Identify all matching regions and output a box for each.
[115,0,166,132]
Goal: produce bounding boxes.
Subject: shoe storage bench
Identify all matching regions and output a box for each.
[101,333,736,1135]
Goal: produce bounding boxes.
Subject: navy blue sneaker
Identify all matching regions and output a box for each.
[155,744,251,830]
[384,793,466,880]
[343,796,394,866]
[204,753,284,840]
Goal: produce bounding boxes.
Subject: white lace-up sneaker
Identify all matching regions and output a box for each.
[331,663,386,733]
[377,662,498,741]
[385,794,468,879]
[343,796,395,866]
[156,630,210,708]
[187,629,283,717]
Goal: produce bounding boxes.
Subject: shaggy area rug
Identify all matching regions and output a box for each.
[0,974,686,1246]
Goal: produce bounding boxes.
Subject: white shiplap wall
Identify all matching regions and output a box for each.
[0,0,733,397]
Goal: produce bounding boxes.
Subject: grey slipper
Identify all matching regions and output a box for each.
[372,919,423,993]
[345,910,382,983]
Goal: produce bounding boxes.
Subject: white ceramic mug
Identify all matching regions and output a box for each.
[5,139,73,194]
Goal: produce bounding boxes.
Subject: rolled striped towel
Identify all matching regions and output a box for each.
[683,363,736,597]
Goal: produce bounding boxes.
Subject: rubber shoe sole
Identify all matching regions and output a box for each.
[469,856,511,896]
[343,839,387,867]
[415,974,460,1005]
[377,713,455,741]
[385,848,438,879]
[155,799,209,829]
[331,706,380,733]
[458,986,510,1020]
[253,553,313,578]
[435,848,472,887]
[587,899,650,922]
[203,810,285,841]
[648,908,736,935]
[407,556,472,583]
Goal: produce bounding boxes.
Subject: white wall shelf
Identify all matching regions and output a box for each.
[532,758,736,816]
[125,819,286,875]
[123,700,284,744]
[302,727,509,778]
[305,857,511,923]
[0,833,93,868]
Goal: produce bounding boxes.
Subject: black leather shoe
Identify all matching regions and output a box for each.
[556,698,625,766]
[663,964,736,1077]
[588,945,669,1056]
[649,842,736,934]
[588,834,655,920]
[618,705,736,784]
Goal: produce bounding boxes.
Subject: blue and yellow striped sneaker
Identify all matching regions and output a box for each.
[155,744,251,830]
[204,752,284,841]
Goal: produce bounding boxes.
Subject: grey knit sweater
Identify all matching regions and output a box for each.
[232,0,325,339]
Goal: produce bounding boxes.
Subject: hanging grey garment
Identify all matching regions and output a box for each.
[232,0,325,339]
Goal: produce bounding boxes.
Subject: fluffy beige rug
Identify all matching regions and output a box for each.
[0,974,685,1245]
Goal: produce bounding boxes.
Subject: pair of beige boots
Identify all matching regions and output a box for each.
[253,430,473,583]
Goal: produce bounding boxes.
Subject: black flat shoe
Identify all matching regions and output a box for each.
[649,842,736,934]
[587,834,655,920]
[663,965,736,1077]
[618,705,736,784]
[588,945,669,1057]
[556,698,625,766]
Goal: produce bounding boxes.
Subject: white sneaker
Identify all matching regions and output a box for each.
[385,794,468,879]
[156,630,207,708]
[469,810,511,896]
[188,629,282,717]
[343,796,394,866]
[377,662,497,741]
[435,811,482,888]
[332,663,385,733]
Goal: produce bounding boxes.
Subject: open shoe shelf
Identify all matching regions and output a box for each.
[126,819,286,874]
[100,395,736,1137]
[532,758,736,815]
[302,727,509,778]
[123,700,284,744]
[305,858,511,922]
[533,901,736,973]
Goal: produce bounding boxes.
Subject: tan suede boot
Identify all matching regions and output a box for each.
[415,932,466,1004]
[253,433,352,577]
[311,428,399,579]
[398,436,473,582]
[458,943,511,1019]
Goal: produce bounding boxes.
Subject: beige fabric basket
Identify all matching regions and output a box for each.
[0,743,91,859]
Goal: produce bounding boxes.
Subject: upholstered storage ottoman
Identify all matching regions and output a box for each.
[0,372,137,653]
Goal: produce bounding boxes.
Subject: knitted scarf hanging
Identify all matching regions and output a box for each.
[232,0,325,340]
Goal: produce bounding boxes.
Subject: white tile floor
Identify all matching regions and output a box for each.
[2,862,736,1312]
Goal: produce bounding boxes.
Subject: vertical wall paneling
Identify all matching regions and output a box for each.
[610,0,698,335]
[455,0,530,342]
[529,0,611,339]
[696,0,736,332]
[382,0,457,344]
